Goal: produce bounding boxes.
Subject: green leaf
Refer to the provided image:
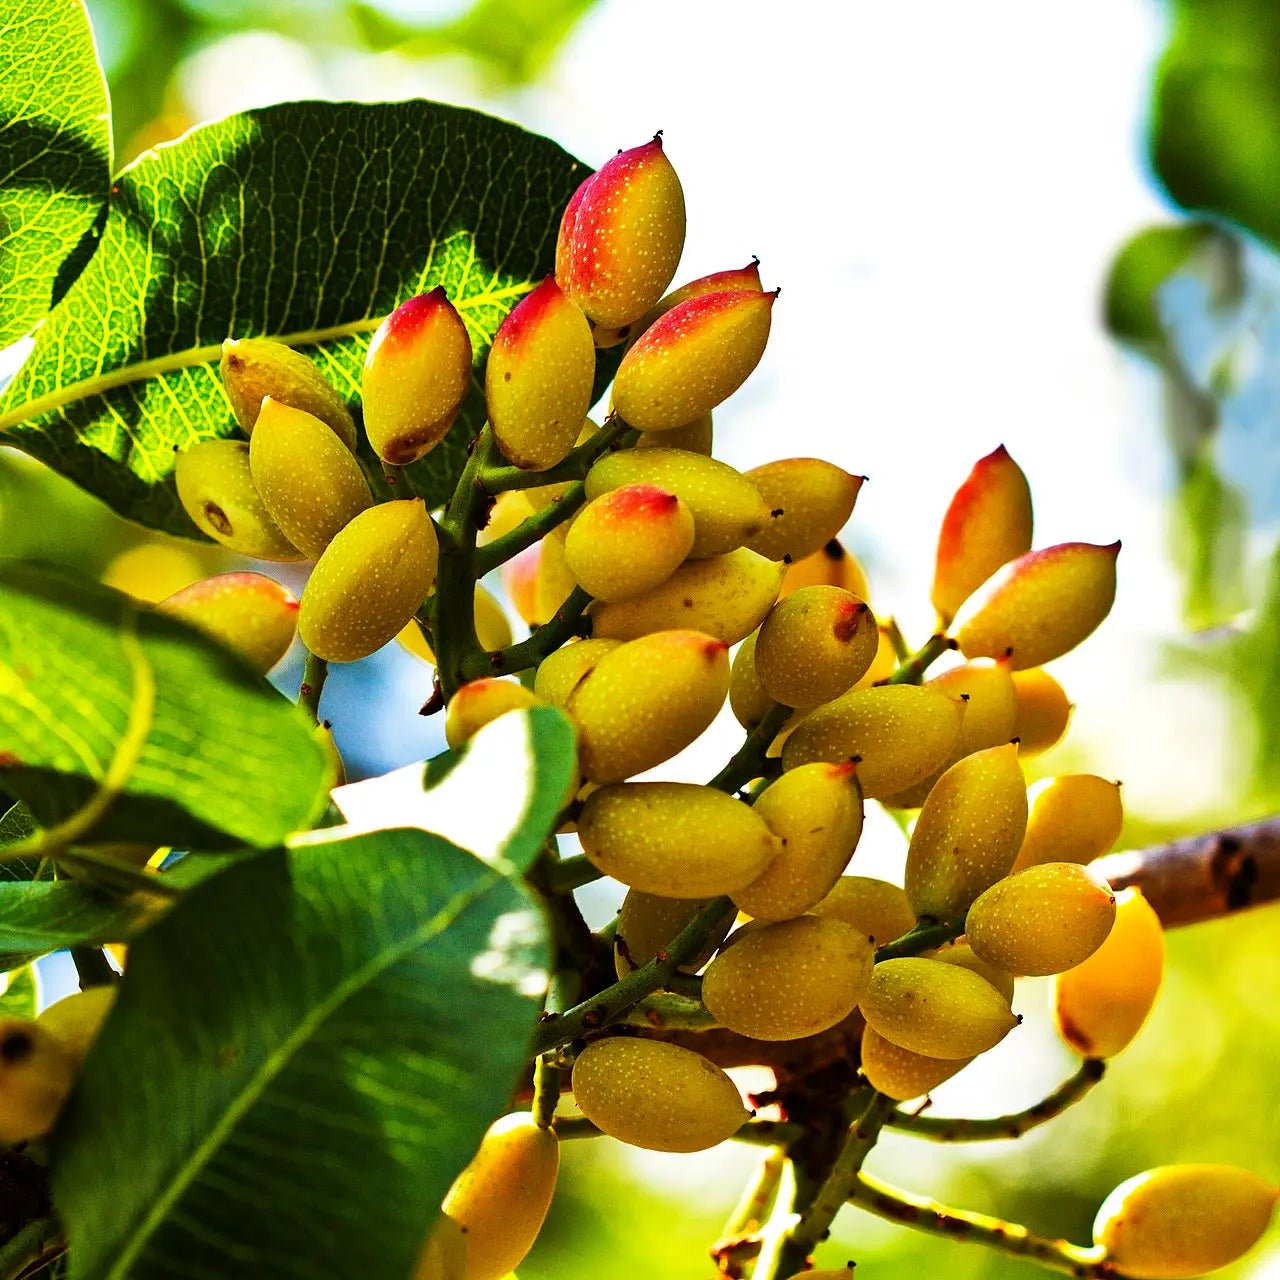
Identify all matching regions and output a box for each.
[0,98,600,533]
[1152,0,1280,252]
[0,561,329,850]
[0,801,45,881]
[0,0,111,348]
[0,878,155,972]
[0,963,39,1018]
[1170,453,1248,630]
[334,704,578,874]
[1103,222,1241,353]
[52,828,549,1280]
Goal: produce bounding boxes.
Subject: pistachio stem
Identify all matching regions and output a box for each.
[708,703,791,795]
[298,651,329,722]
[885,632,954,685]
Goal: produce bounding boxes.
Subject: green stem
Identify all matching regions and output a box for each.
[622,993,719,1031]
[0,1216,63,1280]
[71,946,118,989]
[874,918,965,962]
[750,1159,798,1280]
[531,1054,561,1130]
[459,586,592,682]
[709,703,791,795]
[477,416,635,495]
[662,971,703,1000]
[885,632,953,685]
[777,1092,896,1272]
[474,485,585,575]
[889,1059,1105,1142]
[883,616,910,662]
[726,1148,788,1239]
[846,1171,1122,1278]
[542,855,603,893]
[531,897,736,1054]
[298,651,328,722]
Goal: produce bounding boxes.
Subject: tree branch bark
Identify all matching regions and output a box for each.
[1093,816,1280,926]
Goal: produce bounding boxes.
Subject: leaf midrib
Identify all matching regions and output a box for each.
[102,869,505,1280]
[0,280,537,435]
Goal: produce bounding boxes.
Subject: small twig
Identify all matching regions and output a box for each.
[298,651,328,722]
[884,632,954,685]
[474,485,586,575]
[477,415,635,495]
[708,703,791,796]
[532,897,736,1054]
[71,946,118,990]
[541,854,604,893]
[531,1054,561,1130]
[621,992,719,1031]
[460,587,593,682]
[883,616,910,662]
[750,1159,799,1280]
[777,1091,896,1271]
[0,1217,63,1280]
[846,1171,1124,1278]
[873,918,965,962]
[887,1059,1105,1141]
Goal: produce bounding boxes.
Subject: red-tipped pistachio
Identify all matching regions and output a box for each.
[485,277,596,470]
[954,541,1121,669]
[931,445,1034,623]
[362,287,472,465]
[611,290,775,432]
[158,572,298,673]
[556,136,686,328]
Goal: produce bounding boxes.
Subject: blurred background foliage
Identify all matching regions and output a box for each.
[3,0,1280,1275]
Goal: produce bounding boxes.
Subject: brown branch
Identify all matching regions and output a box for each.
[1094,816,1280,926]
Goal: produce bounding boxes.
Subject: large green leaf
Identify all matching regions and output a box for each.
[0,963,38,1017]
[0,878,155,972]
[0,98,597,532]
[334,703,578,873]
[0,800,44,881]
[0,562,329,849]
[52,827,548,1280]
[0,0,111,347]
[1152,0,1280,252]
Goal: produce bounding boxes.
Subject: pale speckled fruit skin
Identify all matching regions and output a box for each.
[398,585,512,666]
[441,1112,559,1280]
[928,941,1015,1004]
[784,1270,855,1280]
[590,548,784,645]
[35,987,116,1066]
[780,685,964,800]
[640,260,764,334]
[732,763,863,921]
[882,658,1019,808]
[746,459,863,563]
[859,1025,971,1101]
[534,524,576,624]
[931,444,1033,623]
[298,500,438,663]
[158,572,298,674]
[954,541,1120,670]
[362,287,472,465]
[412,1215,467,1280]
[486,277,597,471]
[1013,774,1124,872]
[525,419,598,512]
[702,915,873,1041]
[904,744,1028,921]
[533,638,621,707]
[966,862,1116,977]
[729,631,776,730]
[0,1019,77,1143]
[613,890,733,979]
[174,439,302,561]
[577,782,781,898]
[568,630,729,783]
[1011,667,1073,754]
[754,587,878,707]
[811,876,917,947]
[779,539,872,603]
[636,411,713,454]
[585,448,770,559]
[1054,888,1164,1058]
[220,337,357,452]
[248,399,372,560]
[556,137,686,329]
[444,679,543,749]
[612,290,775,432]
[1092,1165,1278,1279]
[860,957,1019,1059]
[565,485,695,601]
[570,1036,748,1152]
